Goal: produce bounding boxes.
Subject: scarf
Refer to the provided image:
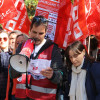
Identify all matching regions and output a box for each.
[68,59,87,100]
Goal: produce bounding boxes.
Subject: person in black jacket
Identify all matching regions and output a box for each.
[63,40,100,100]
[0,30,11,100]
[0,52,11,100]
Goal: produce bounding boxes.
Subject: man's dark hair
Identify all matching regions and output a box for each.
[30,16,48,32]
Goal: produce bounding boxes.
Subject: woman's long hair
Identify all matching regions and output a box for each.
[65,41,94,70]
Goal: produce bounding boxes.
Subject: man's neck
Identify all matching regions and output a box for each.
[35,39,46,47]
[33,39,46,56]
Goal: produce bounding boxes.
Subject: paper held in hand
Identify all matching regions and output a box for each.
[27,59,51,75]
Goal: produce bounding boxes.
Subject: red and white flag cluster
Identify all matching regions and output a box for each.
[55,0,89,48]
[35,0,100,48]
[0,0,99,47]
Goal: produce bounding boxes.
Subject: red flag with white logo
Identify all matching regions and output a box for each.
[2,0,31,35]
[0,0,18,23]
[54,0,89,48]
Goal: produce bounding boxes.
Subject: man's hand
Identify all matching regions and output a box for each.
[40,67,53,79]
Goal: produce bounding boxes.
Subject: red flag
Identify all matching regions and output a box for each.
[3,0,31,35]
[85,0,100,35]
[54,0,89,49]
[0,0,18,23]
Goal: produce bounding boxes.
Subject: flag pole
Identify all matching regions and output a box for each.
[88,36,90,54]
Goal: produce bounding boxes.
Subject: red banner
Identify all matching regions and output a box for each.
[85,0,100,35]
[35,0,60,41]
[0,0,18,23]
[3,0,31,35]
[54,0,89,49]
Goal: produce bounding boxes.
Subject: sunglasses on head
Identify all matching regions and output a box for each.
[0,37,8,42]
[33,16,48,23]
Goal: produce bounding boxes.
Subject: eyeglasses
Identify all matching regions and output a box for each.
[33,16,48,23]
[0,37,8,42]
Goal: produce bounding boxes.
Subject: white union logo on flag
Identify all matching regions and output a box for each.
[0,0,4,8]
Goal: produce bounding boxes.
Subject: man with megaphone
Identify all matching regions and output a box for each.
[9,15,63,100]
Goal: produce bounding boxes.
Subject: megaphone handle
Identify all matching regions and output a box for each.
[26,72,28,88]
[25,59,31,89]
[26,71,31,89]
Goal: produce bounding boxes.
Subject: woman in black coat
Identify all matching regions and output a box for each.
[0,52,11,100]
[63,41,100,100]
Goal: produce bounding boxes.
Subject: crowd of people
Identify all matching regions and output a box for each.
[0,15,100,100]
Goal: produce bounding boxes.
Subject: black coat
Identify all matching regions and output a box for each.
[64,59,100,100]
[0,52,11,100]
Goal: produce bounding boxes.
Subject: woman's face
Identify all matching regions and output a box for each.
[0,32,8,50]
[69,49,85,67]
[16,35,25,48]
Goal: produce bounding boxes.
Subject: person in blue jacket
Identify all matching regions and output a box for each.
[63,40,100,100]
